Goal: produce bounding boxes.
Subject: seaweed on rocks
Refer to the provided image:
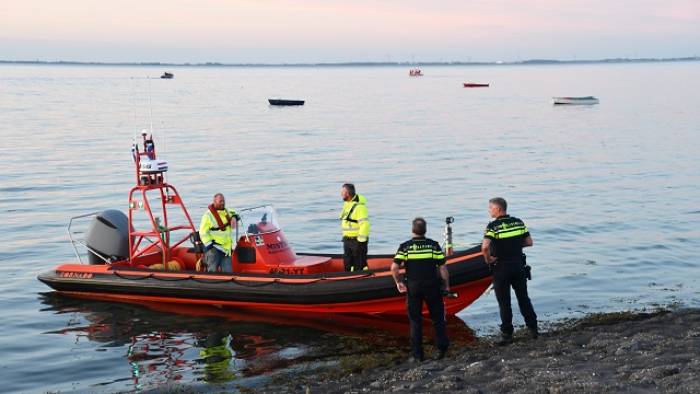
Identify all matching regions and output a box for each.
[260,308,700,393]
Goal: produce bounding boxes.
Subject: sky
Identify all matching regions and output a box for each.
[1,0,699,63]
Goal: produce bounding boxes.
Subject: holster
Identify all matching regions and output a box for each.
[522,253,532,280]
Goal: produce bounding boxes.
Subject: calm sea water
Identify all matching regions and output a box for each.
[1,62,699,393]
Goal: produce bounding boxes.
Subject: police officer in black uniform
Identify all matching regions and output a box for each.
[391,217,450,362]
[481,197,538,345]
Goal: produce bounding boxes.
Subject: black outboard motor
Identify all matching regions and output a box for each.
[86,210,129,264]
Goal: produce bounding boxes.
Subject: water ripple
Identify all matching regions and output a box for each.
[0,63,699,393]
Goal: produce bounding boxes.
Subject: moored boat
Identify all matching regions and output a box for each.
[463,82,489,88]
[268,98,305,106]
[38,134,492,316]
[552,96,599,105]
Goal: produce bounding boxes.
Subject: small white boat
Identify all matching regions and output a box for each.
[552,96,599,105]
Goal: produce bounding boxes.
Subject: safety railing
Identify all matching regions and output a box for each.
[67,212,104,264]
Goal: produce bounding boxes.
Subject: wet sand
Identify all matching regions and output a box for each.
[265,308,700,393]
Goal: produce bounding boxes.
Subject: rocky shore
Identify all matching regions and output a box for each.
[264,308,700,393]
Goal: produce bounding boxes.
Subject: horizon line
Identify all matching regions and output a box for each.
[1,56,699,68]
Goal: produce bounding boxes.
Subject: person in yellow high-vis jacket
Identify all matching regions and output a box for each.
[340,183,370,271]
[199,193,240,273]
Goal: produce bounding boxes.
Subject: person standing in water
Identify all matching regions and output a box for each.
[391,217,450,362]
[482,197,538,345]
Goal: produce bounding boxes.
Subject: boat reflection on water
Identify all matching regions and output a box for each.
[39,292,476,390]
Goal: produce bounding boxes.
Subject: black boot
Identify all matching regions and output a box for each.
[528,326,539,340]
[497,333,513,346]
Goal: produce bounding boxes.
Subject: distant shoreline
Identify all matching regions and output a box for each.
[1,56,698,68]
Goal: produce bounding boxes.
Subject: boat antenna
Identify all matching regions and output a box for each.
[162,119,166,156]
[146,75,166,156]
[128,76,139,131]
[147,76,154,134]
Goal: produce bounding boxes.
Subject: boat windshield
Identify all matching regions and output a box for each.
[238,205,281,235]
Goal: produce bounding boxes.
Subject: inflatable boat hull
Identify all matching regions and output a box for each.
[38,248,491,315]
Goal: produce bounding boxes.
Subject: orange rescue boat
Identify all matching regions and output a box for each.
[38,134,492,315]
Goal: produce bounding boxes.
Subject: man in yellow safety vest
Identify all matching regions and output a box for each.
[199,193,240,273]
[339,183,370,271]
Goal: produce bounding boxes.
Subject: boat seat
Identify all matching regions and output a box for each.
[148,260,183,271]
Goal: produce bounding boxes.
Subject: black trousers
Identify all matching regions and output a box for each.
[492,261,538,335]
[406,279,449,359]
[343,237,368,272]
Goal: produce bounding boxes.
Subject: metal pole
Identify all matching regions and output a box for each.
[444,216,454,256]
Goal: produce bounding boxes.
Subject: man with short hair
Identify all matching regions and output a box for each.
[391,217,450,362]
[199,193,240,273]
[482,197,538,345]
[339,183,370,271]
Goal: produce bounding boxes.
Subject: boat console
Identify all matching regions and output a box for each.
[230,205,332,274]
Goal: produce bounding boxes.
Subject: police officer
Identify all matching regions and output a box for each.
[391,217,450,362]
[199,193,240,273]
[339,183,370,271]
[481,197,538,345]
